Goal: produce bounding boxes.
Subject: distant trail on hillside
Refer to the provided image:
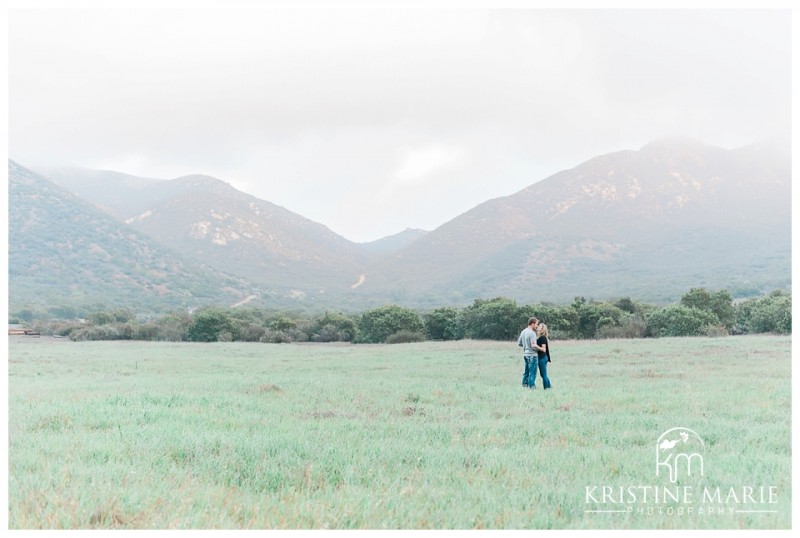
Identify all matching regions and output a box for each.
[231,294,258,308]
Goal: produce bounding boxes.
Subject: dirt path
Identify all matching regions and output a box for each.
[230,294,258,308]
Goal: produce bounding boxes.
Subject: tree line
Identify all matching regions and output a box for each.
[14,287,790,343]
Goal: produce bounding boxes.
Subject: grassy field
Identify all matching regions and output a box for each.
[7,334,791,529]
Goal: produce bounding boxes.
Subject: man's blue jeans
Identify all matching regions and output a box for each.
[525,355,551,388]
[522,355,535,386]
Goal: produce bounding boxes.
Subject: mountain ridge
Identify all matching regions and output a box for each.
[40,166,374,301]
[8,161,259,313]
[13,136,791,313]
[352,138,790,304]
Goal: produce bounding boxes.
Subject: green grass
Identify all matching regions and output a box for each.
[7,335,791,529]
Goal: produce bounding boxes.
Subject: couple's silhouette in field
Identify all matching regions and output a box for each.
[517,317,551,390]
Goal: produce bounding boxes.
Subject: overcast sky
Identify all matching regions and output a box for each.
[8,5,792,242]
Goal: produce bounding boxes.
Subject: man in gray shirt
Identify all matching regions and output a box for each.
[518,317,540,388]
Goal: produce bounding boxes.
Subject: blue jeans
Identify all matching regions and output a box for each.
[522,355,535,386]
[536,355,551,389]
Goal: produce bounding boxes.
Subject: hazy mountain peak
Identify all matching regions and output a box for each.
[171,173,227,184]
[639,136,720,154]
[169,174,234,192]
[360,228,429,253]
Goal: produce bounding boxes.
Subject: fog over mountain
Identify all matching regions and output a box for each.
[9,9,790,242]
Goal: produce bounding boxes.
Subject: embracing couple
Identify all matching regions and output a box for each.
[517,317,551,390]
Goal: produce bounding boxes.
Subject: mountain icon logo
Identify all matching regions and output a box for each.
[656,427,705,483]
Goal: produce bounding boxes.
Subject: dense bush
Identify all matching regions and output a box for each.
[734,290,791,334]
[309,311,357,342]
[460,298,523,340]
[614,297,637,314]
[29,319,80,338]
[424,307,462,341]
[186,308,240,342]
[680,288,735,330]
[236,322,267,342]
[135,322,160,341]
[153,312,192,341]
[357,305,424,343]
[595,313,648,339]
[645,305,719,337]
[566,297,628,339]
[69,323,133,341]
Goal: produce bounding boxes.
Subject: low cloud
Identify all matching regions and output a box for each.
[394,145,467,184]
[8,8,790,242]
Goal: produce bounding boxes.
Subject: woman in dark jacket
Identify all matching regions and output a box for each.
[536,323,552,390]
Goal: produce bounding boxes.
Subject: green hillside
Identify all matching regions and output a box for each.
[8,161,258,314]
[357,139,791,305]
